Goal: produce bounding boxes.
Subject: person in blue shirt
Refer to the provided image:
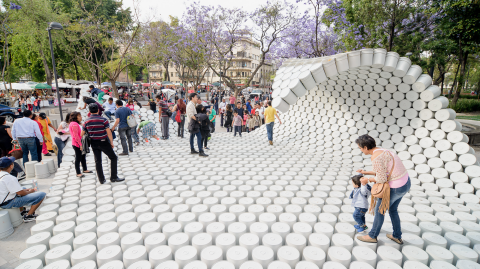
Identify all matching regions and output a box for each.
[350,174,371,233]
[110,100,134,155]
[88,85,102,97]
[246,100,252,113]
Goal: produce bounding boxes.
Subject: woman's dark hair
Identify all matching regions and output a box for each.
[351,174,362,187]
[226,104,232,112]
[355,134,376,150]
[32,114,37,120]
[0,116,5,125]
[64,113,71,123]
[70,112,81,124]
[196,104,204,113]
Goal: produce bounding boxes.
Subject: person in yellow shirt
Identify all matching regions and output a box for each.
[264,101,281,145]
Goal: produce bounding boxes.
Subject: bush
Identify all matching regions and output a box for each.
[442,94,480,100]
[448,99,480,113]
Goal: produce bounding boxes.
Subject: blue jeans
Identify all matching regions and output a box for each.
[190,131,203,152]
[353,207,367,227]
[104,111,114,120]
[266,122,274,141]
[0,191,46,209]
[54,137,66,167]
[369,177,411,239]
[234,126,242,136]
[18,137,38,164]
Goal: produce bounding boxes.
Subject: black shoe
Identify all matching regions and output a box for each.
[111,177,125,183]
[20,209,28,216]
[199,151,208,157]
[191,149,198,154]
[204,147,209,150]
[23,214,36,223]
[118,153,128,156]
[83,171,93,173]
[99,179,106,184]
[44,153,52,156]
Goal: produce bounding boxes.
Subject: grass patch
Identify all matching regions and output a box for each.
[456,115,480,121]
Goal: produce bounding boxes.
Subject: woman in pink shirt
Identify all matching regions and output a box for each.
[69,112,92,177]
[355,134,411,245]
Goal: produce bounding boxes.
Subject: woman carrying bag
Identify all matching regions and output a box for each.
[69,112,92,178]
[355,134,411,245]
[224,104,233,132]
[54,113,71,167]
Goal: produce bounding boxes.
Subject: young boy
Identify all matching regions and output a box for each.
[233,111,243,137]
[349,174,371,233]
[149,99,157,112]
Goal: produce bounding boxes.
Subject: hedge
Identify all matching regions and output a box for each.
[448,99,480,113]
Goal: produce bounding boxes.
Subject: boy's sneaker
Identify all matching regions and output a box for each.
[356,225,368,233]
[354,224,360,229]
[23,214,37,223]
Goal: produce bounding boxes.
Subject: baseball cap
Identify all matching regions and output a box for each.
[0,157,15,169]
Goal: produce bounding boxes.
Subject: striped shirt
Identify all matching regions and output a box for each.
[83,114,110,140]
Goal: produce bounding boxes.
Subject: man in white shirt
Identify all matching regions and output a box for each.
[102,97,116,121]
[0,157,46,222]
[256,103,265,124]
[12,110,43,164]
[219,98,226,127]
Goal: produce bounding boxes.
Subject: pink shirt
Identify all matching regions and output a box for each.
[69,122,82,148]
[372,148,409,188]
[126,104,134,111]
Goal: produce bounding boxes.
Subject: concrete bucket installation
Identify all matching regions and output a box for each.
[14,48,480,269]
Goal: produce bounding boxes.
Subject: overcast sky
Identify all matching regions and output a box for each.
[123,0,306,23]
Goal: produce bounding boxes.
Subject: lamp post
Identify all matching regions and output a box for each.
[406,52,412,59]
[47,22,64,121]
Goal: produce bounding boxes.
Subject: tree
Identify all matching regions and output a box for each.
[65,0,139,98]
[432,0,480,106]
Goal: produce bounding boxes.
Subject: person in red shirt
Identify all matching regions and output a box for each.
[229,95,236,106]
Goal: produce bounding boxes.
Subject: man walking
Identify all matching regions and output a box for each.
[264,101,281,145]
[111,100,133,155]
[102,98,116,121]
[84,104,124,184]
[156,95,170,140]
[187,93,207,157]
[12,110,43,164]
[0,156,46,222]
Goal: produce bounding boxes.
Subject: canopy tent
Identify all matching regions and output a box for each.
[162,81,173,85]
[200,83,207,86]
[174,83,183,86]
[0,84,11,90]
[142,83,150,87]
[11,83,35,90]
[52,83,72,89]
[35,83,52,89]
[212,82,224,87]
[161,89,176,100]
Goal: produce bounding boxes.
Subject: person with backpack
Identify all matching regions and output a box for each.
[173,99,186,138]
[224,104,233,132]
[111,100,134,155]
[196,105,211,150]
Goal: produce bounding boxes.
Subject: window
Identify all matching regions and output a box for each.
[171,72,173,77]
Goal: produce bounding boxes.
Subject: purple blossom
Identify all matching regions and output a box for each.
[9,2,21,10]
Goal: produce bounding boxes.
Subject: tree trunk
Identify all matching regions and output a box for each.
[74,60,80,80]
[450,64,460,99]
[110,79,119,99]
[452,50,469,106]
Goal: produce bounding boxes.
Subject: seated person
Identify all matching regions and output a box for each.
[87,85,102,97]
[0,157,46,222]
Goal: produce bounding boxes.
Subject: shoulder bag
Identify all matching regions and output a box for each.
[369,150,395,215]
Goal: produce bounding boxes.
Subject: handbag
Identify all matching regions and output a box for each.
[127,114,137,128]
[175,109,181,123]
[369,150,395,215]
[9,142,23,160]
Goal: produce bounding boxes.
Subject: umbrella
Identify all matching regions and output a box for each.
[35,83,52,89]
[142,83,150,87]
[212,82,222,87]
[162,81,173,85]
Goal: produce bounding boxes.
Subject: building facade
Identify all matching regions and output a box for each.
[148,37,274,89]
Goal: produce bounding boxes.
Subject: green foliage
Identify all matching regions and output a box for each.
[443,95,480,100]
[448,99,480,113]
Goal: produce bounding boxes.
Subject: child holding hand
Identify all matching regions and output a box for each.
[349,174,371,233]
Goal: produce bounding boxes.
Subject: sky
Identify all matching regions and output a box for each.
[122,0,306,23]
